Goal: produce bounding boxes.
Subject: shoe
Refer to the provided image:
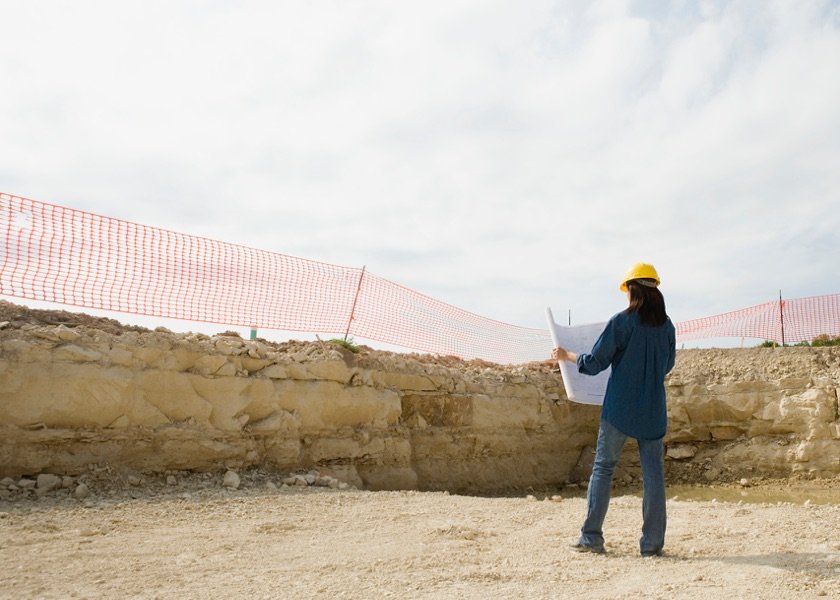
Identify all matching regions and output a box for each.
[641,549,663,558]
[569,542,605,554]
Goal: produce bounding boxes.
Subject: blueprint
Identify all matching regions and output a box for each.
[545,308,609,405]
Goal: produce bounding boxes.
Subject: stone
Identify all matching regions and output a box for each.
[127,475,142,486]
[260,364,288,379]
[62,476,75,489]
[167,475,178,486]
[222,470,240,489]
[18,478,36,489]
[0,477,14,487]
[0,321,10,329]
[53,344,101,362]
[265,481,277,491]
[74,483,90,499]
[666,444,698,460]
[214,339,243,356]
[36,473,62,492]
[55,325,81,342]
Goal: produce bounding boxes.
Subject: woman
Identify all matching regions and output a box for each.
[551,262,676,557]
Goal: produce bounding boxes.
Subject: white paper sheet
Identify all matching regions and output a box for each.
[545,307,609,405]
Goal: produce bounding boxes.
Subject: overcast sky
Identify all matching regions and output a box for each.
[1,0,839,348]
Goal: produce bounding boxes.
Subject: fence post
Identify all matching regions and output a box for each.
[344,266,366,342]
[779,290,785,347]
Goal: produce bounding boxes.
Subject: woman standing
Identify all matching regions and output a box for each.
[551,263,676,557]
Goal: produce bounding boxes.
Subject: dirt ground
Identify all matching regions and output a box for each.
[1,473,838,600]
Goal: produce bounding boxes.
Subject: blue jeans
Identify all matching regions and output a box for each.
[578,420,666,555]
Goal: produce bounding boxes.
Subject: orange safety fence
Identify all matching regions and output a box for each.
[2,192,838,364]
[675,294,840,345]
[0,193,550,364]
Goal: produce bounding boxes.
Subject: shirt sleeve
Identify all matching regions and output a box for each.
[576,316,622,376]
[665,319,676,374]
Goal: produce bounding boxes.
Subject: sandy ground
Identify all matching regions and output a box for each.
[1,476,838,600]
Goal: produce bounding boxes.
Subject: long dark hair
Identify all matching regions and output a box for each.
[626,279,667,326]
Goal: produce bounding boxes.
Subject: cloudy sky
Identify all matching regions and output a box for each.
[1,0,838,348]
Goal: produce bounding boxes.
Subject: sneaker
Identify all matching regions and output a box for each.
[641,549,663,558]
[569,542,605,554]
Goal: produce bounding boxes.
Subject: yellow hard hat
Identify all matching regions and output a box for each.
[619,262,660,292]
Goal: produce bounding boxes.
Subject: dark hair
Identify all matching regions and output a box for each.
[625,279,667,326]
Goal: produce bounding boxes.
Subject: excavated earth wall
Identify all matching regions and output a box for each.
[1,301,838,492]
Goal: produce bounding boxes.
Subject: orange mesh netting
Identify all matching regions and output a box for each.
[676,294,840,345]
[2,192,837,363]
[0,193,548,363]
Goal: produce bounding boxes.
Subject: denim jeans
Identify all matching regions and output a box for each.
[578,420,666,555]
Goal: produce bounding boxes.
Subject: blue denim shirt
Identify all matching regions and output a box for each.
[576,310,676,440]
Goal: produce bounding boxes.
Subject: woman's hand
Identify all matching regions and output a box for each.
[551,347,577,363]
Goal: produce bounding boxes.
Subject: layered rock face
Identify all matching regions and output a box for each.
[666,348,840,480]
[1,302,838,491]
[0,302,600,491]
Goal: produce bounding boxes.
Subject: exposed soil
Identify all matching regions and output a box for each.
[0,471,838,599]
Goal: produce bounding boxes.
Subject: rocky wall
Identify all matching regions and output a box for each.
[1,302,838,491]
[665,347,840,481]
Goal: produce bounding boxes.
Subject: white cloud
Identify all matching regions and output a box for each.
[1,0,838,349]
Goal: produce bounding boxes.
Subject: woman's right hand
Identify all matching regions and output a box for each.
[551,347,577,363]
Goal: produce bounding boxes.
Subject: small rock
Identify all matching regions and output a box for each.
[127,475,142,486]
[315,476,334,487]
[304,474,317,485]
[74,483,91,499]
[0,477,14,487]
[18,478,36,489]
[294,476,308,487]
[222,471,240,489]
[166,475,177,486]
[739,478,750,487]
[0,321,10,329]
[55,325,80,342]
[265,481,277,491]
[37,473,62,492]
[526,494,537,501]
[0,490,10,500]
[550,495,563,502]
[338,482,350,490]
[62,476,75,489]
[281,477,297,486]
